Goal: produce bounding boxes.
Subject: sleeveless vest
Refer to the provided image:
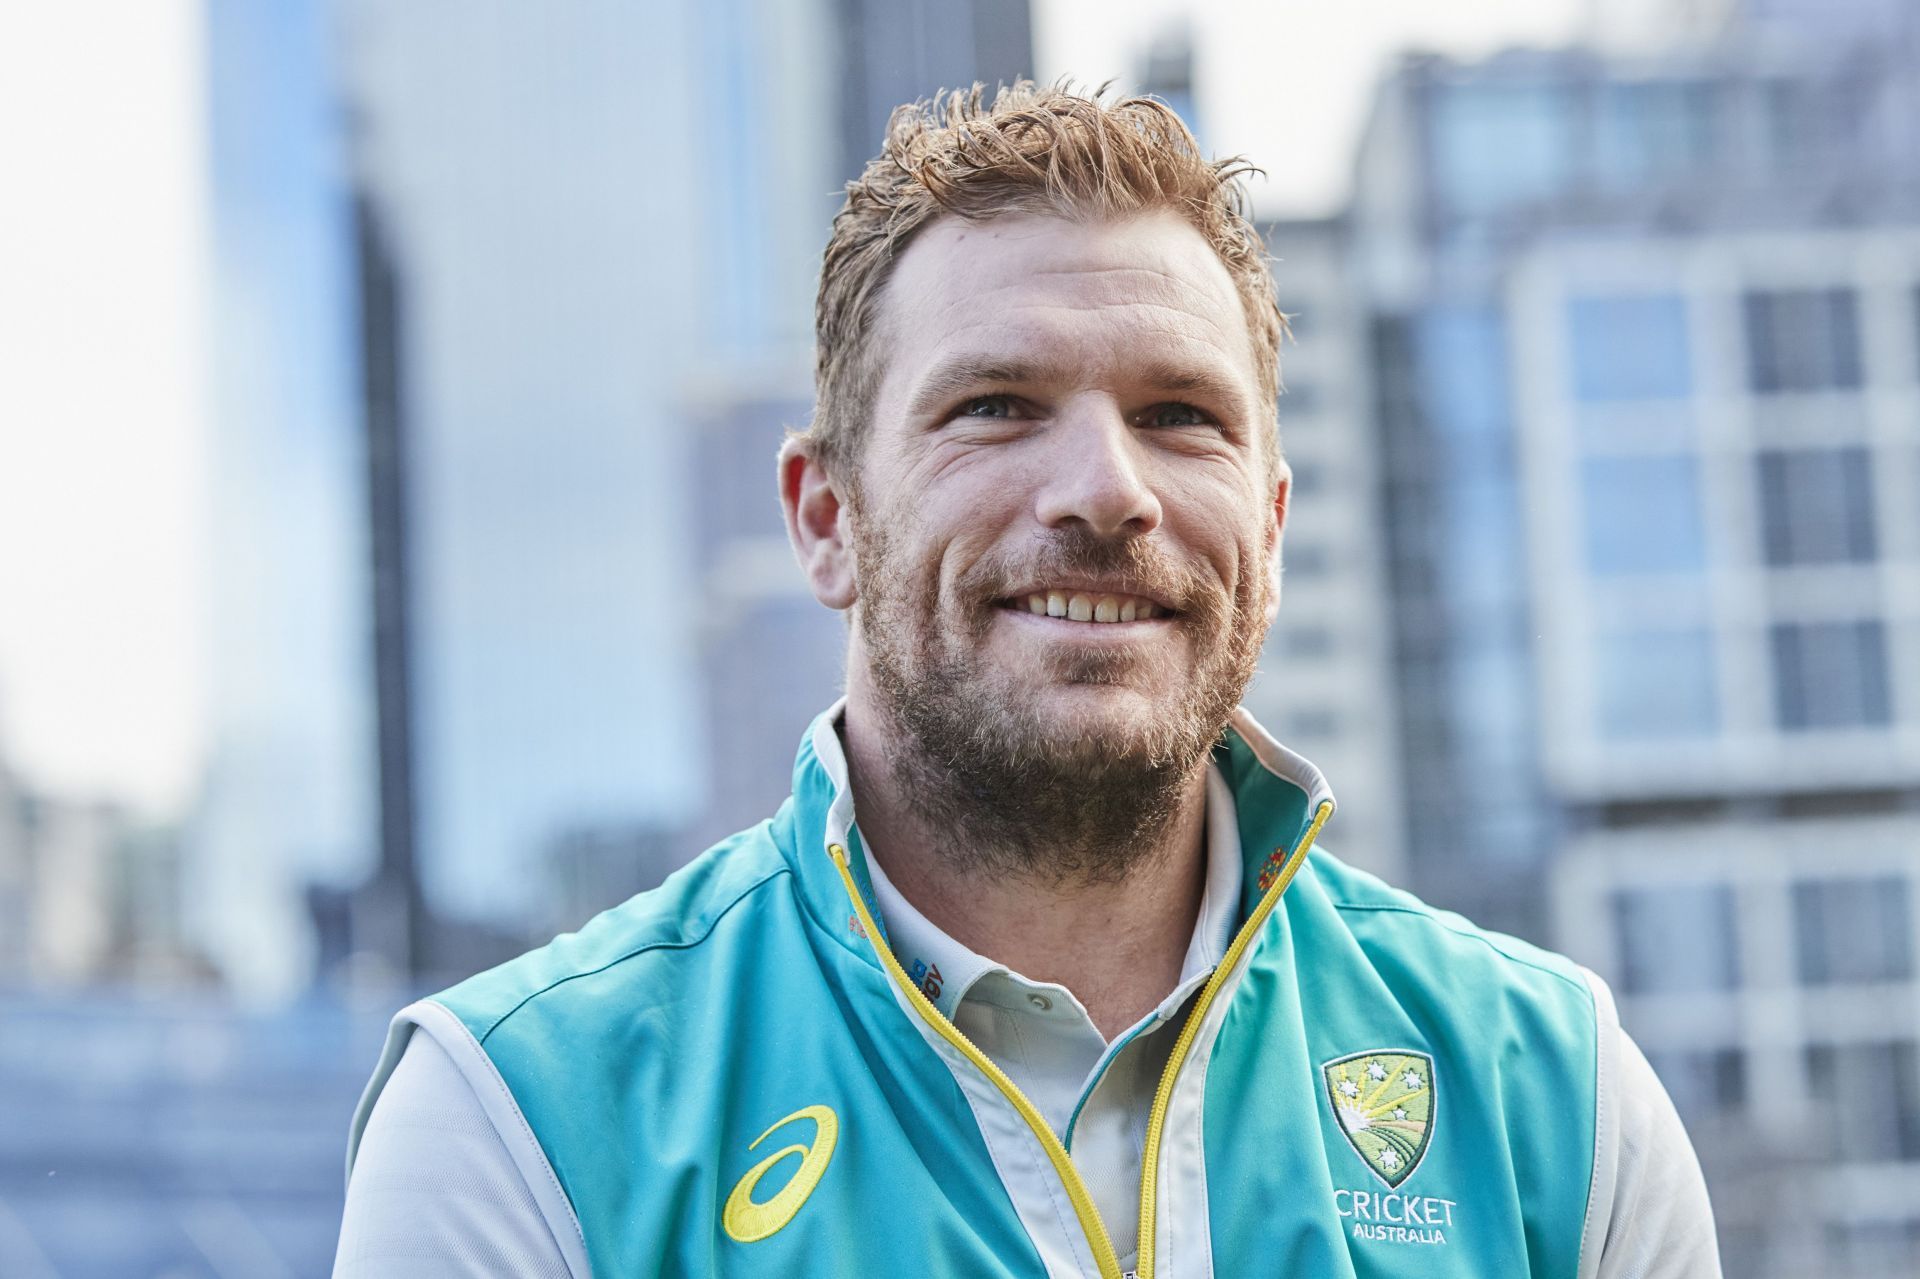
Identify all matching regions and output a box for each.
[348,708,1603,1278]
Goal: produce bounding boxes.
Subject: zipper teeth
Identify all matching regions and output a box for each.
[828,844,1125,1279]
[1134,799,1333,1279]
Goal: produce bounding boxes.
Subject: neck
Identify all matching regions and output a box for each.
[840,683,1212,1040]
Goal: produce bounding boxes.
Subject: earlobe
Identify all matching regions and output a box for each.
[778,439,858,611]
[1264,470,1291,626]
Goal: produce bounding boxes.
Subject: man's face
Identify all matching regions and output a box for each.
[844,209,1287,795]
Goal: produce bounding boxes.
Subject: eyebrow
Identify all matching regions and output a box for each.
[905,353,1251,422]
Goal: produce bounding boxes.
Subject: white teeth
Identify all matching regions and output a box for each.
[1019,590,1167,622]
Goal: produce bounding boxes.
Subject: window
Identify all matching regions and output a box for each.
[1566,295,1692,402]
[1594,628,1719,739]
[1580,454,1706,575]
[1593,82,1714,185]
[1795,877,1912,984]
[1416,306,1509,437]
[1431,84,1576,219]
[1744,288,1863,393]
[1806,1041,1920,1161]
[1612,883,1740,995]
[1645,1048,1745,1121]
[1757,447,1877,566]
[1770,620,1892,730]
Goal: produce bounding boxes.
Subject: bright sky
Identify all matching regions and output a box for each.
[0,0,1614,820]
[1036,0,1594,218]
[0,3,209,815]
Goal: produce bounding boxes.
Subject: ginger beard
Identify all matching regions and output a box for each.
[850,494,1272,886]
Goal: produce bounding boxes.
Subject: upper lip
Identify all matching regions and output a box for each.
[997,580,1179,613]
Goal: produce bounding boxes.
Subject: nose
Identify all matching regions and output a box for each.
[1031,399,1163,537]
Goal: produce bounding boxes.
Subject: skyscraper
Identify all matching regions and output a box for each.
[190,0,372,1002]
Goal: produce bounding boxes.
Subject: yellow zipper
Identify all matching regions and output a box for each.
[1134,798,1333,1279]
[829,796,1330,1279]
[828,843,1126,1279]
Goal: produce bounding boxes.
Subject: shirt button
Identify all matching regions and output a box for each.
[1027,993,1053,1012]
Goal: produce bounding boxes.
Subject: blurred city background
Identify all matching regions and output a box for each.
[2,0,1917,1274]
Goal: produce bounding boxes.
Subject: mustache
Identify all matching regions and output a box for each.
[963,528,1225,621]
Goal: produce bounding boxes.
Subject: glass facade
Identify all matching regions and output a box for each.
[1430,84,1577,219]
[1567,294,1693,402]
[1593,82,1714,185]
[1580,454,1707,575]
[1794,876,1913,984]
[1806,1041,1920,1162]
[1594,628,1719,739]
[1770,619,1892,730]
[1757,447,1878,566]
[1613,883,1741,994]
[1744,288,1864,393]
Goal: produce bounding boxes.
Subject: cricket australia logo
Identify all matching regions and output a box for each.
[1322,1049,1435,1188]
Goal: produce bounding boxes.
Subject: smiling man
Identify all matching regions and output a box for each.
[334,83,1720,1278]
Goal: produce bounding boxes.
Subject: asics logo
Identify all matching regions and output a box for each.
[721,1104,839,1243]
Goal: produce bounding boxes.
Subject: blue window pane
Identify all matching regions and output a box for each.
[1416,305,1509,436]
[1613,883,1740,994]
[1567,295,1692,401]
[1756,447,1877,565]
[1593,82,1714,185]
[1793,877,1912,985]
[1770,620,1892,730]
[1431,84,1576,218]
[1744,288,1862,392]
[1595,628,1719,739]
[1580,455,1706,574]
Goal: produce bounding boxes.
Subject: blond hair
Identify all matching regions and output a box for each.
[805,79,1284,487]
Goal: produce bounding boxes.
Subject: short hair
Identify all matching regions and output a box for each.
[804,79,1284,489]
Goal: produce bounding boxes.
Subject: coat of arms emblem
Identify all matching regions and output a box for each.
[1321,1048,1436,1188]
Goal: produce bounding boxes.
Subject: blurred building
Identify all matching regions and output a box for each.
[0,990,391,1278]
[189,0,375,1002]
[328,0,1036,987]
[673,0,1035,856]
[1250,216,1406,886]
[1,710,201,991]
[1351,2,1920,1272]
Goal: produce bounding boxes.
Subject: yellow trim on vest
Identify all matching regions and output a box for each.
[828,843,1125,1279]
[1134,798,1334,1279]
[722,1103,840,1243]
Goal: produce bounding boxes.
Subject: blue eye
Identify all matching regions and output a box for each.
[1146,403,1210,428]
[959,396,1017,419]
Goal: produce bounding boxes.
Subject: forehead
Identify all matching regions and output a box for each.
[872,210,1258,405]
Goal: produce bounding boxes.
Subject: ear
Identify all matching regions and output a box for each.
[778,437,858,611]
[1263,461,1292,627]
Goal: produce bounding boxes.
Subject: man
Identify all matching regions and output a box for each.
[335,83,1719,1278]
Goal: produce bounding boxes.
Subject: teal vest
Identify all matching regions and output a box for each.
[364,710,1601,1277]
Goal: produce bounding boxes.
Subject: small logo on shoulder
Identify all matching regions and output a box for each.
[722,1104,839,1243]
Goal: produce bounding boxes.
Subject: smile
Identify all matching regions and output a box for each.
[1004,590,1169,624]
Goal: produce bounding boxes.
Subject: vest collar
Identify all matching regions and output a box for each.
[782,697,1336,970]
